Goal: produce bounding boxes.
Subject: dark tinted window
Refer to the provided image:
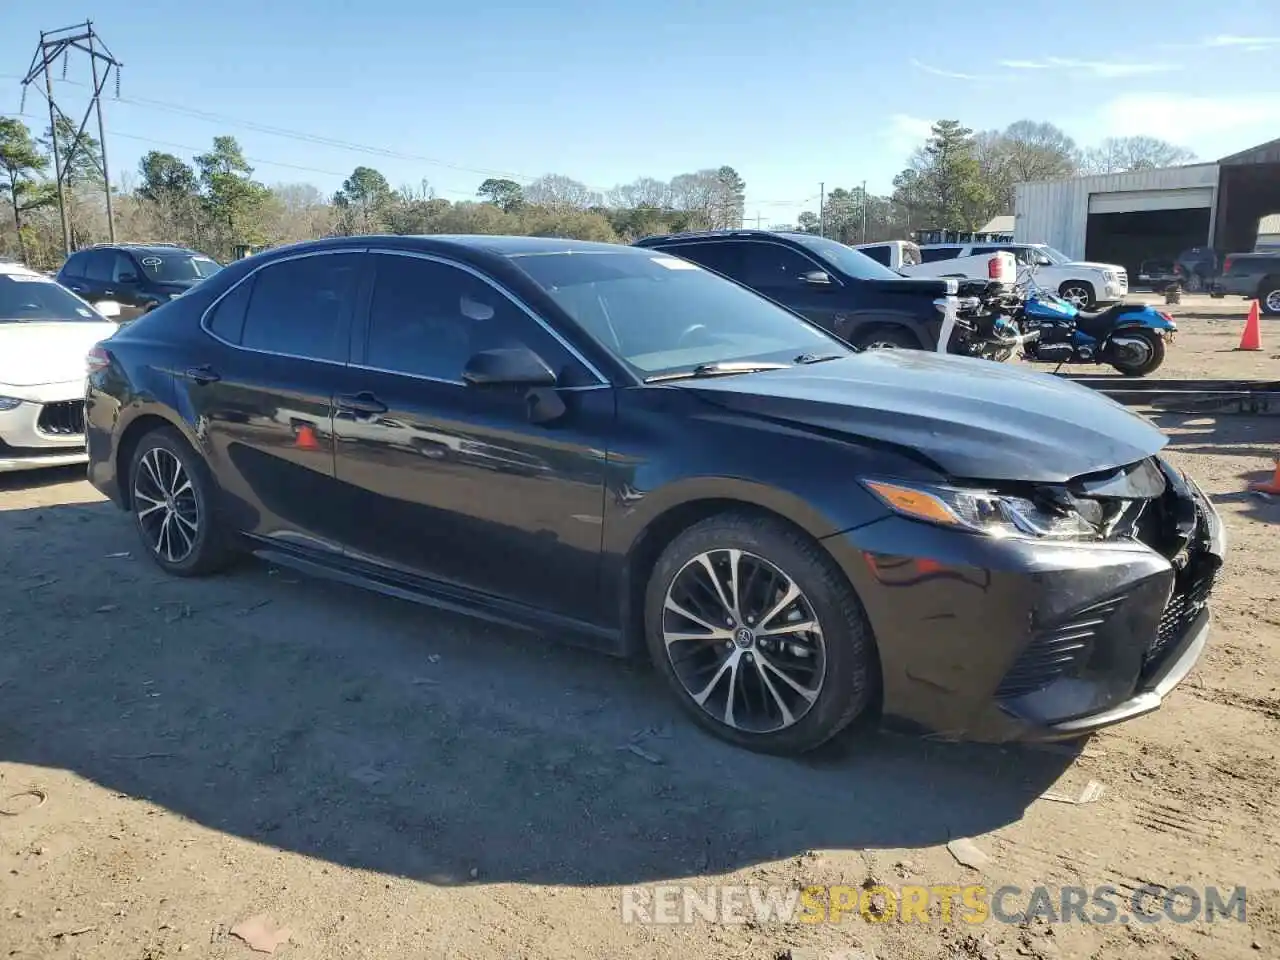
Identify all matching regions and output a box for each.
[111,252,139,283]
[858,245,891,266]
[206,276,255,344]
[0,273,112,323]
[970,246,998,255]
[83,250,115,282]
[60,251,91,278]
[919,247,961,263]
[657,242,740,276]
[364,254,573,383]
[240,253,361,362]
[736,243,821,287]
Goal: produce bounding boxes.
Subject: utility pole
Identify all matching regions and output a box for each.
[818,182,825,238]
[20,21,123,257]
[861,179,868,243]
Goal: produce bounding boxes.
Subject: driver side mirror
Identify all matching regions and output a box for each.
[800,270,833,287]
[1034,257,1052,267]
[93,300,122,319]
[462,346,558,387]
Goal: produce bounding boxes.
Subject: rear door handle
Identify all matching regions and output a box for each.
[184,364,220,385]
[337,392,388,416]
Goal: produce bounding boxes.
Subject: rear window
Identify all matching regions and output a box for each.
[857,245,891,266]
[920,247,961,263]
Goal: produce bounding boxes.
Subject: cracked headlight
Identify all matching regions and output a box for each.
[862,479,1100,541]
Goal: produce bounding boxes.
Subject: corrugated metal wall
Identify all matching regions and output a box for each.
[1015,164,1220,259]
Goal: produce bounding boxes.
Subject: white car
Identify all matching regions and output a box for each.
[0,261,122,473]
[854,240,1019,286]
[911,242,1127,309]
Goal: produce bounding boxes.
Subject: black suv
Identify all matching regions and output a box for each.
[633,230,983,350]
[56,243,223,321]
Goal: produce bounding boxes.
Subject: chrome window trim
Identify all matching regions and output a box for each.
[345,361,609,392]
[365,248,611,386]
[199,247,368,367]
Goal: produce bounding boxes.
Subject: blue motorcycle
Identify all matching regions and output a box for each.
[1007,276,1177,377]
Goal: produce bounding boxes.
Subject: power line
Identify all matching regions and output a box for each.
[1,72,819,208]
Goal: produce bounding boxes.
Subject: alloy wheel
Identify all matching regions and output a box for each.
[133,447,200,564]
[661,549,827,734]
[1265,289,1280,314]
[1061,286,1090,308]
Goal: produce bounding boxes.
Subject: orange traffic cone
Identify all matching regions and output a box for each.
[295,424,319,450]
[1238,300,1262,351]
[1249,456,1280,495]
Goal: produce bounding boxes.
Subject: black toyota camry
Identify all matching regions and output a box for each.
[83,236,1225,755]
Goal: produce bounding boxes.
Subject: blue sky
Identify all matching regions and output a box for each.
[2,0,1277,225]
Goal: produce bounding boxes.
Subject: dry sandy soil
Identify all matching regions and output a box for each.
[1,307,1277,960]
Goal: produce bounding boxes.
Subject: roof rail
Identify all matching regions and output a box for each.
[82,241,185,249]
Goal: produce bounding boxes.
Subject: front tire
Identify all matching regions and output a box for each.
[852,327,918,351]
[1109,328,1166,377]
[1058,281,1096,310]
[129,427,236,576]
[644,512,877,755]
[1259,280,1280,316]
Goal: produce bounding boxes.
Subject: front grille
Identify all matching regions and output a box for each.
[1146,490,1220,666]
[36,400,85,436]
[996,596,1126,699]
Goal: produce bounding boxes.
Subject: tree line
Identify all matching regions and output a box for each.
[1,112,1194,269]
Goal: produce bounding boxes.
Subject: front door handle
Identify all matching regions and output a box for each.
[103,289,115,296]
[337,392,388,416]
[184,364,220,385]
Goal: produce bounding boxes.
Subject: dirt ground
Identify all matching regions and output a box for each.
[1,312,1277,960]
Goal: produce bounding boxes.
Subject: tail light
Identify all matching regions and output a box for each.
[86,344,112,375]
[987,256,1002,279]
[1222,256,1233,274]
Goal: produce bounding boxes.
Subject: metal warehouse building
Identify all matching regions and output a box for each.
[1014,137,1280,277]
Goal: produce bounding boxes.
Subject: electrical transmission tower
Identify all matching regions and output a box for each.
[19,21,123,257]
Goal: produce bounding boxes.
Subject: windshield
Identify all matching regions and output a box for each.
[786,234,904,280]
[511,250,852,377]
[139,254,222,282]
[1035,246,1072,265]
[0,273,108,323]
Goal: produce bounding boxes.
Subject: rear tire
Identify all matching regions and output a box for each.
[1109,328,1166,377]
[643,512,877,755]
[128,426,237,577]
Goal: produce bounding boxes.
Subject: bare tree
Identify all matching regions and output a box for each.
[1079,136,1197,175]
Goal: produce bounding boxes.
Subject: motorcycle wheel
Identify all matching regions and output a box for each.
[1109,329,1166,377]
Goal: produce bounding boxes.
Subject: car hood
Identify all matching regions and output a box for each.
[0,321,117,387]
[1066,261,1122,272]
[674,351,1167,483]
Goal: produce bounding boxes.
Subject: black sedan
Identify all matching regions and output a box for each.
[83,236,1225,755]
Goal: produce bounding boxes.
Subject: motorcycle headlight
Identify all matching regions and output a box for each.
[862,479,1100,541]
[0,396,24,412]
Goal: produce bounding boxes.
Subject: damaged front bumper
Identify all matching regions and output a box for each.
[823,460,1226,743]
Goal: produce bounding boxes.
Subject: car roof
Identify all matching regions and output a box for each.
[84,244,204,257]
[247,234,657,263]
[634,229,812,246]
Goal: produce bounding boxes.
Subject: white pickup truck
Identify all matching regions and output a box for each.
[859,240,1126,309]
[854,239,1018,288]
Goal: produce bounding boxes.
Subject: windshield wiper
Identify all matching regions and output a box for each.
[793,353,843,364]
[645,361,791,383]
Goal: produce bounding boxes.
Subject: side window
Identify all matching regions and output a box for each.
[736,243,821,287]
[364,254,579,384]
[239,253,362,362]
[858,246,891,266]
[920,247,961,263]
[206,276,255,345]
[112,253,139,282]
[60,251,89,278]
[656,242,740,276]
[970,246,998,255]
[83,250,115,282]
